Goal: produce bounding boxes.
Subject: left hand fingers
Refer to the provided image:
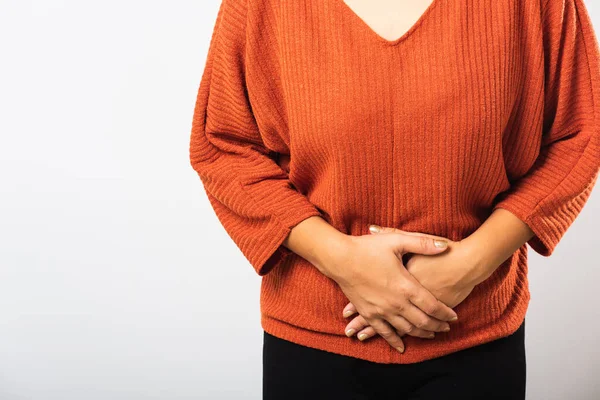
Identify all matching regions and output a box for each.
[343,303,379,340]
[344,314,370,339]
[342,302,358,318]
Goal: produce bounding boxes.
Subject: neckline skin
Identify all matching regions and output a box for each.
[337,0,442,47]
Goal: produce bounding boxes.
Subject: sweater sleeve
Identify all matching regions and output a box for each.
[189,0,322,276]
[492,0,600,257]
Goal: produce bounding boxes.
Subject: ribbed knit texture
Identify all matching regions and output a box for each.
[189,0,600,364]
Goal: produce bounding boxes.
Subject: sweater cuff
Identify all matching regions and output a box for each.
[492,172,598,256]
[256,206,323,276]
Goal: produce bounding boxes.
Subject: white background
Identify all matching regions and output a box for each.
[1,1,599,399]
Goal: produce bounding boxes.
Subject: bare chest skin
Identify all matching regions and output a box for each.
[342,0,435,42]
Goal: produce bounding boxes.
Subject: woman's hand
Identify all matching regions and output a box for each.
[342,225,480,343]
[323,228,459,353]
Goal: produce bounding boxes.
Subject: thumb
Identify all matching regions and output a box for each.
[368,224,398,234]
[369,224,448,241]
[390,232,449,256]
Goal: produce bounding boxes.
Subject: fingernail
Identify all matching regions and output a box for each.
[433,239,448,248]
[396,346,404,353]
[428,333,435,339]
[369,224,381,233]
[358,333,368,341]
[449,315,458,321]
[442,325,450,332]
[345,328,355,337]
[343,310,354,318]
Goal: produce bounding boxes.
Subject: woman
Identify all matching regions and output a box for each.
[189,0,600,398]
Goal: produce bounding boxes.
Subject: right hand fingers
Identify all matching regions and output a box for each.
[341,273,456,331]
[385,233,458,321]
[367,317,406,353]
[386,312,448,336]
[386,300,451,333]
[348,313,436,341]
[407,285,458,322]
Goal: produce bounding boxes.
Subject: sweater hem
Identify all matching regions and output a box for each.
[260,292,529,365]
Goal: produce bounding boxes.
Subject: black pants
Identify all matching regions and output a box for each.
[263,319,526,400]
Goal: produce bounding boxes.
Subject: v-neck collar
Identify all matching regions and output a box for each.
[336,0,442,47]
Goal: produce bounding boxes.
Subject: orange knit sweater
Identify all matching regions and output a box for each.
[189,0,600,364]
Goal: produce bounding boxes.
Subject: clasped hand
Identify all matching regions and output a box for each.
[326,225,480,353]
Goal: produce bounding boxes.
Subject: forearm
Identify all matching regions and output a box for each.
[461,208,535,285]
[282,215,350,279]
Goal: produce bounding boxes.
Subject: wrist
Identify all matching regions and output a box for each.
[458,236,497,286]
[458,208,534,286]
[310,231,354,281]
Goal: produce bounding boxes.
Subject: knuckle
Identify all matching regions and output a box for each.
[399,281,413,296]
[404,324,414,333]
[424,301,439,315]
[374,305,386,317]
[379,329,394,339]
[414,318,429,329]
[404,287,418,301]
[393,301,406,313]
[362,312,374,320]
[364,309,378,320]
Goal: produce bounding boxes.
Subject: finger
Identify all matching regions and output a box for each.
[355,315,436,341]
[386,314,436,339]
[368,225,397,234]
[393,233,450,256]
[344,314,376,341]
[360,316,436,340]
[342,302,357,318]
[391,300,451,333]
[369,225,452,243]
[344,314,369,337]
[356,326,376,341]
[392,229,452,242]
[369,318,405,353]
[406,284,458,322]
[398,269,459,321]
